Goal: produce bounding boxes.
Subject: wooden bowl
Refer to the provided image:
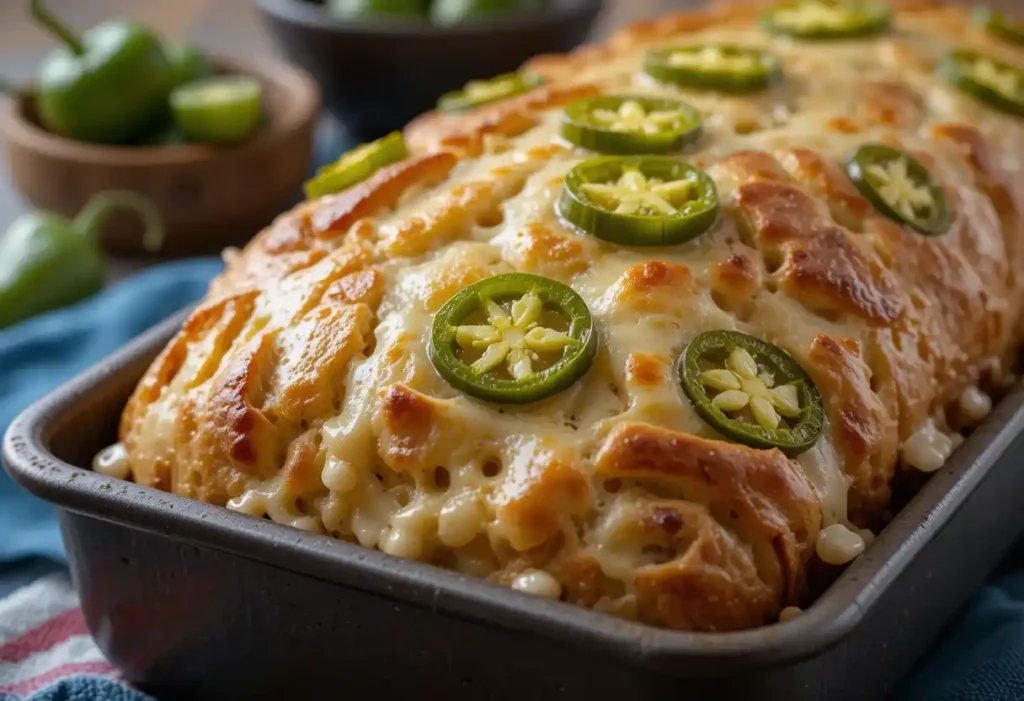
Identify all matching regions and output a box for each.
[1,57,320,256]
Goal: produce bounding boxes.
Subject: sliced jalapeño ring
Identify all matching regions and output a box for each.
[846,143,951,236]
[761,1,891,40]
[679,330,825,456]
[560,95,703,154]
[436,72,545,113]
[557,156,718,246]
[973,6,1024,45]
[170,76,263,145]
[304,131,407,200]
[938,49,1024,117]
[643,44,782,93]
[429,273,598,404]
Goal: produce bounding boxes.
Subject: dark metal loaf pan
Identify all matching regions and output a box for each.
[5,310,1024,701]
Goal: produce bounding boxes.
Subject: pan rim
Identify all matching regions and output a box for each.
[4,309,1022,674]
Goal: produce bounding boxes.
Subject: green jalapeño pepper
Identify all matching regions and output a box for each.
[762,1,891,40]
[643,45,782,93]
[679,331,825,456]
[0,192,163,329]
[164,43,212,90]
[557,156,719,246]
[437,73,545,113]
[938,50,1024,117]
[30,0,174,144]
[846,143,951,235]
[560,95,703,155]
[304,131,408,200]
[429,273,597,404]
[973,7,1024,45]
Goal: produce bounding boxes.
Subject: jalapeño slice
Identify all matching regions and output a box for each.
[643,45,782,93]
[762,1,891,40]
[560,95,703,154]
[557,156,718,246]
[679,330,825,456]
[170,76,263,144]
[973,6,1024,45]
[846,143,951,235]
[304,131,407,200]
[429,273,597,404]
[938,50,1024,117]
[437,72,545,113]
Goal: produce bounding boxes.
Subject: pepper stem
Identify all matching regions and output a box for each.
[29,0,86,56]
[73,192,165,253]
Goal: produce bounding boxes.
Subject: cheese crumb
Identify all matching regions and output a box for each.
[901,419,955,473]
[815,523,866,565]
[511,569,563,599]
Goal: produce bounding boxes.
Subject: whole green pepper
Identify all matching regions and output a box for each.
[0,192,163,329]
[30,0,174,144]
[164,42,212,90]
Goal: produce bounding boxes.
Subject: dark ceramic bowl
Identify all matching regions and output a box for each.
[256,0,604,141]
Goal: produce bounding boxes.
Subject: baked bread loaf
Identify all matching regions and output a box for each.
[115,0,1024,631]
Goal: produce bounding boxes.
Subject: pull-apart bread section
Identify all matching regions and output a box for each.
[118,1,1024,631]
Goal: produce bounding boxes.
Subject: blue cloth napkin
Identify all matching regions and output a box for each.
[898,570,1024,700]
[0,676,154,701]
[0,259,223,563]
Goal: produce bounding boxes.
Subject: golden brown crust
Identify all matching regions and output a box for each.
[312,152,459,238]
[209,331,281,479]
[507,221,590,277]
[118,1,1024,632]
[594,423,820,605]
[612,261,695,315]
[405,83,601,155]
[732,174,905,326]
[376,384,466,477]
[493,444,592,553]
[633,499,776,631]
[805,334,898,521]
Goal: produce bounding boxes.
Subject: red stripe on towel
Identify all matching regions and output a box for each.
[0,608,87,663]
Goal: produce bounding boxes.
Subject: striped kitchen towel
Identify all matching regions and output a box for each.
[0,572,151,701]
